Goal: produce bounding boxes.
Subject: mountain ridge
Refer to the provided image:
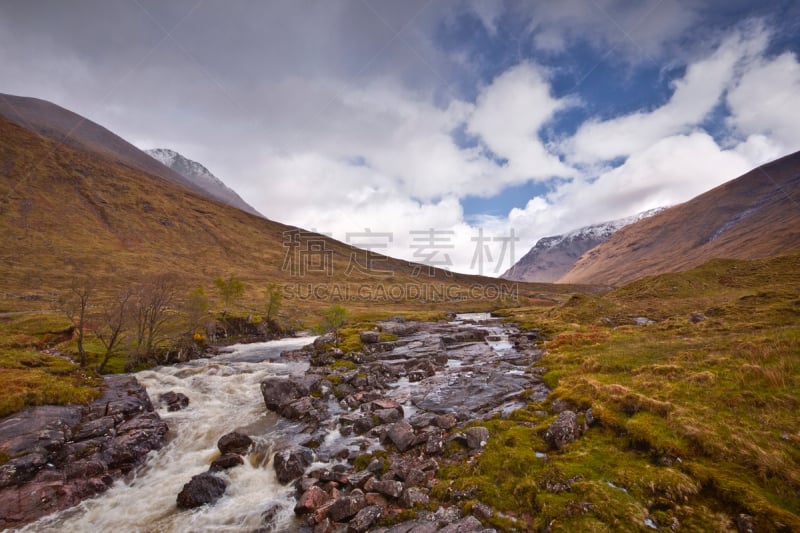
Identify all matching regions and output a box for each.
[502,208,663,282]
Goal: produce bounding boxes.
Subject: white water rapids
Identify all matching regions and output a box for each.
[17,336,317,533]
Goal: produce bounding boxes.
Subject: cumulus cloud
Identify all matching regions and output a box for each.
[468,63,576,181]
[727,51,800,153]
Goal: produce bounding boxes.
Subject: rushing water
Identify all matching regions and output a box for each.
[17,336,316,533]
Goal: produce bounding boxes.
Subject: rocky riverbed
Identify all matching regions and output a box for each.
[3,314,563,532]
[249,314,550,532]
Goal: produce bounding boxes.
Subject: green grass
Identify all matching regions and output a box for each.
[434,253,800,531]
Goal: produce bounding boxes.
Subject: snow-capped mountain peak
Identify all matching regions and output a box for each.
[501,207,665,282]
[145,148,262,217]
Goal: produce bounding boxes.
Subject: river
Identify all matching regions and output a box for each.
[17,336,317,533]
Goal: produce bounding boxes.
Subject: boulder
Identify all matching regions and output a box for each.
[273,447,313,484]
[217,432,253,455]
[544,411,580,450]
[260,378,301,412]
[465,427,489,449]
[348,505,382,532]
[438,516,486,532]
[158,391,189,412]
[360,331,381,344]
[210,453,244,472]
[328,490,367,522]
[294,485,332,515]
[386,421,416,452]
[365,478,404,499]
[176,473,227,509]
[313,332,337,351]
[400,487,429,508]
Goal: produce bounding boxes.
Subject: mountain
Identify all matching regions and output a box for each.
[0,95,566,313]
[559,150,800,285]
[0,93,203,196]
[502,209,663,282]
[145,148,261,217]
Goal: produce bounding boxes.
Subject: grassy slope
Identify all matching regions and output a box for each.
[436,253,800,532]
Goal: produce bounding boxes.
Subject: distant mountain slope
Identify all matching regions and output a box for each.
[0,93,204,196]
[145,148,261,216]
[502,209,663,282]
[559,151,800,285]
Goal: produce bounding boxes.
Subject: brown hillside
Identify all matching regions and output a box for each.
[0,113,587,313]
[559,150,800,285]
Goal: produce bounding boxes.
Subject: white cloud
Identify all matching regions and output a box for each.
[564,27,769,164]
[727,51,800,153]
[468,63,576,181]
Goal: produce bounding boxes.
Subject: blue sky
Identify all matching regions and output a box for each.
[1,0,799,275]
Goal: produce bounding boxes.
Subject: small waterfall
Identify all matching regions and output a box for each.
[17,337,316,533]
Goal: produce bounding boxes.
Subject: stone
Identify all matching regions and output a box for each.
[434,414,457,430]
[158,391,189,412]
[176,473,227,509]
[217,432,253,455]
[584,408,595,427]
[210,453,244,472]
[295,485,333,515]
[72,416,116,441]
[260,378,300,412]
[360,331,381,344]
[386,421,416,452]
[544,411,580,450]
[328,490,366,522]
[400,487,429,508]
[438,516,485,532]
[424,435,444,455]
[634,317,654,326]
[347,505,382,532]
[273,447,314,484]
[736,514,754,533]
[690,312,706,323]
[472,502,493,520]
[375,408,403,425]
[465,427,489,449]
[365,478,404,499]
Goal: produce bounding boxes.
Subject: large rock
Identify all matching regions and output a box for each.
[386,421,416,452]
[294,485,332,515]
[273,447,313,484]
[176,472,227,509]
[400,487,429,508]
[348,505,382,532]
[465,427,490,449]
[328,490,366,521]
[260,378,301,412]
[217,432,253,455]
[159,391,189,412]
[210,453,244,472]
[360,331,381,344]
[544,411,580,450]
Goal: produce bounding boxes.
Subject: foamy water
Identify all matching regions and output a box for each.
[16,337,315,533]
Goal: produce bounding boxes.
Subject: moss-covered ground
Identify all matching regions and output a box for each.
[434,253,800,531]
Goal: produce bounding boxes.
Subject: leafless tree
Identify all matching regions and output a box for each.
[59,280,93,367]
[93,289,132,373]
[132,274,178,364]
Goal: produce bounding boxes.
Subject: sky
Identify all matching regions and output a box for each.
[1,0,799,276]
